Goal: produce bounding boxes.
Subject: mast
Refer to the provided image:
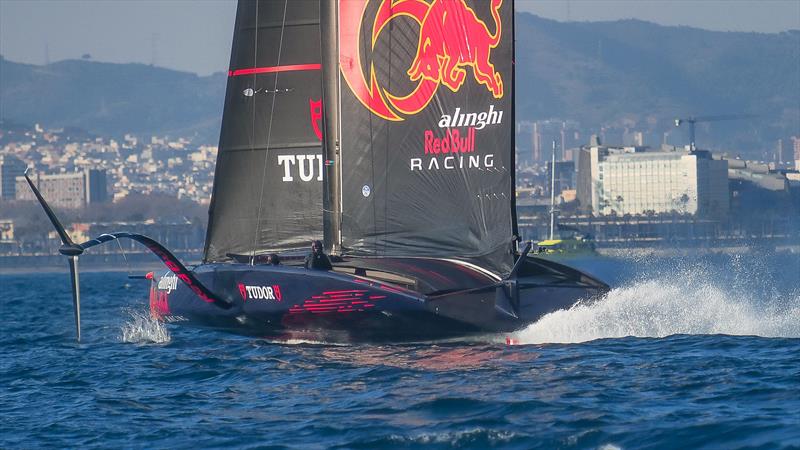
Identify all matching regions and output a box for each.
[510,0,519,253]
[320,0,342,255]
[549,140,556,241]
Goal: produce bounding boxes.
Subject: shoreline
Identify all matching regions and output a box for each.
[0,251,203,275]
[1,245,797,275]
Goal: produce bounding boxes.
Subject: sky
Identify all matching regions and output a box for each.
[1,0,798,76]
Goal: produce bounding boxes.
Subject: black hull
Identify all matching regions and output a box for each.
[149,256,608,342]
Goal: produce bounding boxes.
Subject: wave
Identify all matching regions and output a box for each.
[512,259,800,344]
[120,308,171,344]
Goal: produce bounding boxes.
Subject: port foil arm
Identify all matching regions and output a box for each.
[78,232,231,309]
[24,171,230,341]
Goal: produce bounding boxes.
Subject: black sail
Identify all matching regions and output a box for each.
[204,0,325,262]
[334,0,516,275]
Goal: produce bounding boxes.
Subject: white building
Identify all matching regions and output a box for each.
[578,146,729,219]
[15,169,108,209]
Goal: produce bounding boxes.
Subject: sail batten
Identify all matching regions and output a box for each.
[228,63,322,77]
[239,19,322,30]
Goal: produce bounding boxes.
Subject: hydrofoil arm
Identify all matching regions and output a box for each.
[23,170,230,341]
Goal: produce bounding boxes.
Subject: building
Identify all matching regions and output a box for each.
[727,159,790,192]
[15,169,108,209]
[0,219,14,241]
[793,136,800,170]
[0,155,27,200]
[577,144,729,219]
[0,219,16,254]
[86,169,109,203]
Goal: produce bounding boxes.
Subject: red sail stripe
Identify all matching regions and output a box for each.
[228,64,322,77]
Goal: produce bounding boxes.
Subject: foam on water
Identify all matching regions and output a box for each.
[120,308,171,344]
[514,258,800,344]
[387,428,517,446]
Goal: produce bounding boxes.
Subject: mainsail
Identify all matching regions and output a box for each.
[206,0,516,275]
[204,0,325,262]
[331,0,516,275]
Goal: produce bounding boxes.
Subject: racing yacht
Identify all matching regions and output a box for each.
[29,0,608,342]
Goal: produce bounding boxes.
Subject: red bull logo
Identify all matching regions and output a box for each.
[340,0,505,121]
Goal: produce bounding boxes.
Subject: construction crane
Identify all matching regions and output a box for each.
[674,114,756,151]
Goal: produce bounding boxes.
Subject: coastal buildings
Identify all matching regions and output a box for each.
[0,122,217,207]
[2,120,797,253]
[577,145,729,219]
[14,169,108,209]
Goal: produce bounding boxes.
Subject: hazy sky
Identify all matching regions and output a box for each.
[1,0,798,76]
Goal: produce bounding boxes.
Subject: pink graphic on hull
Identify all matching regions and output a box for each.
[288,289,388,315]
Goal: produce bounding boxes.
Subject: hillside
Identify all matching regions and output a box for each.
[0,58,226,142]
[515,15,799,151]
[1,13,797,150]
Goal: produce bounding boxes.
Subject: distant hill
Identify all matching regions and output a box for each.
[0,58,226,143]
[1,14,798,150]
[515,15,800,152]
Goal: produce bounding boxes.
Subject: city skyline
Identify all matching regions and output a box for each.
[0,0,797,76]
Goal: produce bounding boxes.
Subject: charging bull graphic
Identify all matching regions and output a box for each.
[340,0,506,121]
[408,0,503,97]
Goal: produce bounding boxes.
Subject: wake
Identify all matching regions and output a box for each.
[512,259,800,344]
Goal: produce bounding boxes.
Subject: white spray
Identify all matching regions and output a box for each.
[121,308,171,344]
[511,258,800,345]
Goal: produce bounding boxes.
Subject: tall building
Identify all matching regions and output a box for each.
[577,145,729,219]
[86,169,109,203]
[793,136,800,170]
[0,155,27,200]
[15,169,108,209]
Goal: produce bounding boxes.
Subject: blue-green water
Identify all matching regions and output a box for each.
[2,253,799,449]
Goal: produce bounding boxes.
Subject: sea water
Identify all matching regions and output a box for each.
[1,253,799,449]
